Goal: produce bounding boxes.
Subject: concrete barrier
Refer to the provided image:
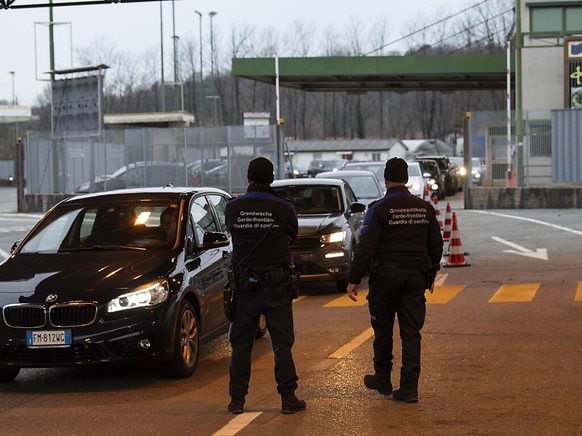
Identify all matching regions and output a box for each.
[466,187,582,209]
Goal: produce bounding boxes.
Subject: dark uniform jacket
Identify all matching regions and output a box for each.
[225,184,298,268]
[348,186,443,284]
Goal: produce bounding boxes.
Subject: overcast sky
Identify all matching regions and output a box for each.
[1,0,473,106]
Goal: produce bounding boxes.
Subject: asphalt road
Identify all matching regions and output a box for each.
[0,188,580,435]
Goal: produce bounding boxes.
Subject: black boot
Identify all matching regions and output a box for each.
[281,393,306,414]
[363,374,392,395]
[391,388,418,403]
[227,397,245,414]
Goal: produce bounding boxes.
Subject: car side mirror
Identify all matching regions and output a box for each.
[350,203,366,214]
[422,172,431,178]
[201,231,230,249]
[10,241,20,254]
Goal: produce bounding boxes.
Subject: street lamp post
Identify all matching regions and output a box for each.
[209,11,217,77]
[194,10,204,126]
[172,0,180,111]
[209,12,218,126]
[9,71,15,105]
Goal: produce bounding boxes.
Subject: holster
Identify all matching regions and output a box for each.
[237,266,286,292]
[223,269,236,322]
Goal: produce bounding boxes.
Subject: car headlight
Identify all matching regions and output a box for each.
[320,231,346,244]
[107,280,169,313]
[408,182,421,193]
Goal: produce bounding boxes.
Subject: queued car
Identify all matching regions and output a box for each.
[76,161,193,193]
[307,159,346,177]
[271,178,366,293]
[315,170,384,206]
[342,160,428,198]
[341,161,386,185]
[0,187,240,382]
[285,162,309,179]
[404,161,428,199]
[415,159,446,200]
[415,155,458,196]
[471,157,486,186]
[449,156,466,191]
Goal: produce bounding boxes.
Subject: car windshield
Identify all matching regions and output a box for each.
[19,200,181,254]
[272,185,343,214]
[407,164,421,177]
[329,175,382,200]
[345,163,385,182]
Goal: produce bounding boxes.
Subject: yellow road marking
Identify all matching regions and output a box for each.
[576,283,582,302]
[329,327,374,359]
[293,296,306,303]
[489,283,540,303]
[324,290,369,307]
[426,285,465,304]
[212,412,262,436]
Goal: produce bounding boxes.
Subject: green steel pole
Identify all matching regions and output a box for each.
[195,10,204,126]
[172,0,179,111]
[160,1,166,112]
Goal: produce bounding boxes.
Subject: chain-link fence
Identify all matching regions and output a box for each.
[468,109,552,186]
[25,125,280,196]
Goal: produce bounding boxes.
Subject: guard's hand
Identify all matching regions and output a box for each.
[428,282,435,294]
[347,283,359,302]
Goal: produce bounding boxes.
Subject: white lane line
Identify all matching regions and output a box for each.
[0,248,9,259]
[434,273,448,286]
[212,412,262,436]
[328,327,374,359]
[470,210,582,236]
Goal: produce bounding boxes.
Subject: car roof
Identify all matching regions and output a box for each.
[344,161,385,167]
[62,186,230,204]
[316,170,377,177]
[272,178,345,187]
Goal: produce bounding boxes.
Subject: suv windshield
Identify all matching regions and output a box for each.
[272,185,343,214]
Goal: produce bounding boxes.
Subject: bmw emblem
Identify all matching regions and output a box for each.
[46,294,58,303]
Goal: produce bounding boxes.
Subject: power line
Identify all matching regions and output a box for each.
[413,8,514,55]
[364,0,491,56]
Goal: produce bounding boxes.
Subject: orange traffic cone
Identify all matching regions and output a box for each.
[442,202,452,242]
[423,183,431,203]
[433,195,444,230]
[444,212,470,267]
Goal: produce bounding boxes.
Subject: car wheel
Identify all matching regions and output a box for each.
[162,300,200,379]
[0,367,20,382]
[255,315,267,339]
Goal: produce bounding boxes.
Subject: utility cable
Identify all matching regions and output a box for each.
[364,0,491,56]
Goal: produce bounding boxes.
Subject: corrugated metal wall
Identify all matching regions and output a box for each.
[552,109,582,183]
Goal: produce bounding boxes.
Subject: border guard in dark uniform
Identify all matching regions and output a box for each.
[347,157,443,403]
[224,157,306,415]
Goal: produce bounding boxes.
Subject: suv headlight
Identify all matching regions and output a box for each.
[107,280,169,313]
[320,231,346,244]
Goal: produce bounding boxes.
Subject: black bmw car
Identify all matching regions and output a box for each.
[271,178,366,293]
[0,187,234,381]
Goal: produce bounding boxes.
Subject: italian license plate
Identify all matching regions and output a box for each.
[26,330,72,347]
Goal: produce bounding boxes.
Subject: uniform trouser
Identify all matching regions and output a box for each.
[228,283,298,399]
[367,273,426,395]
